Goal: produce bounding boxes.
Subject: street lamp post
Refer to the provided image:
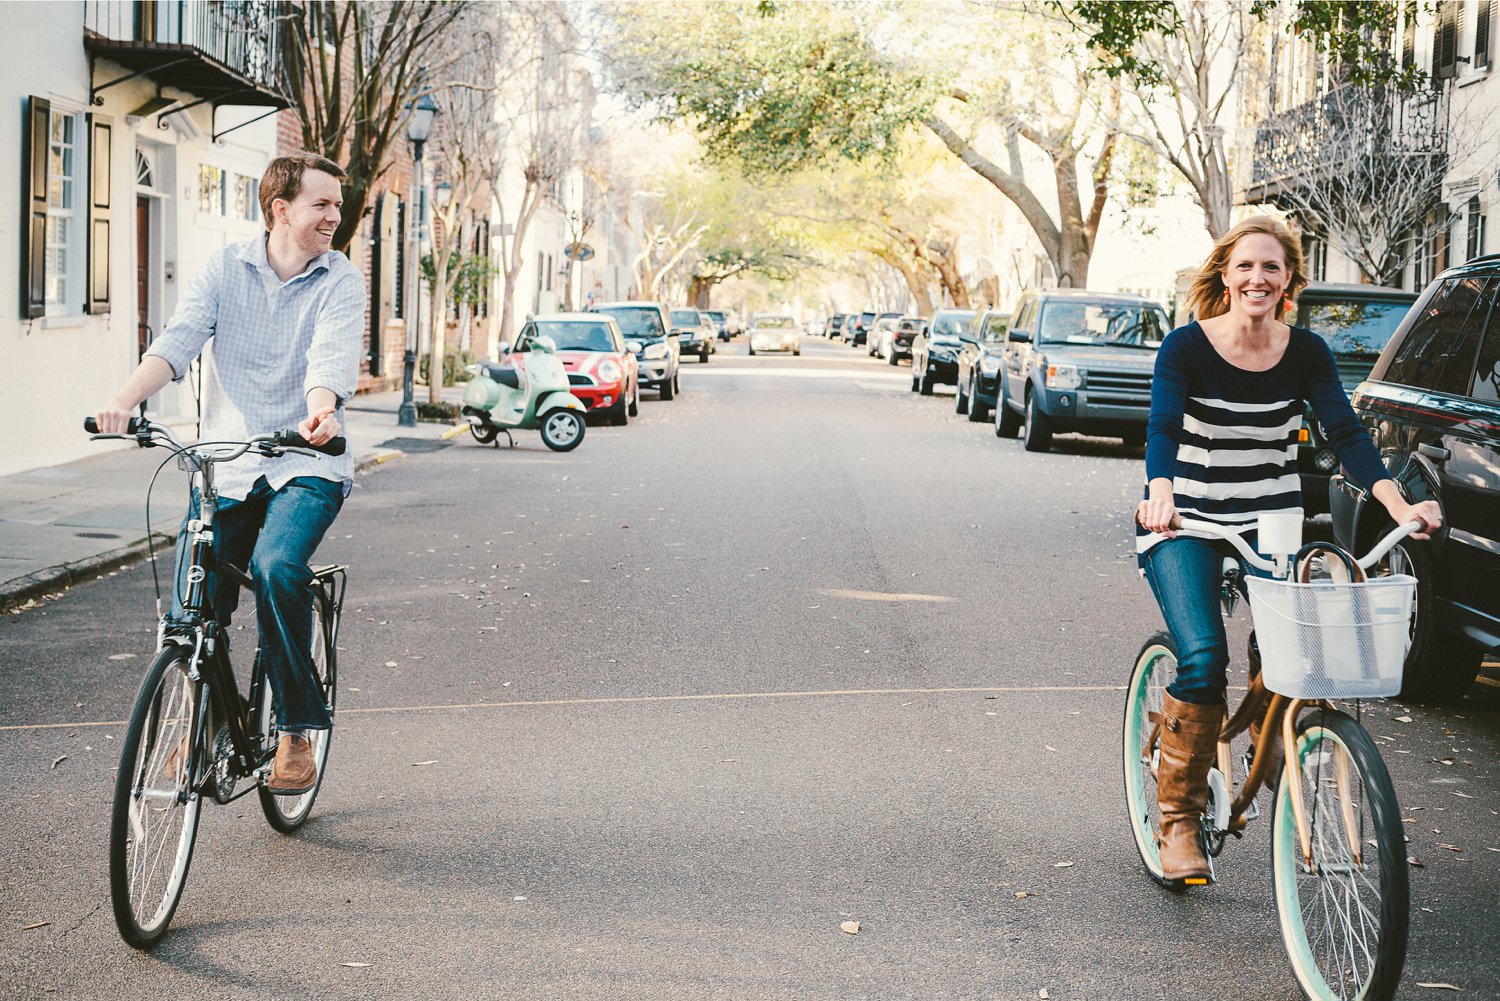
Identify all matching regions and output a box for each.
[398,93,439,428]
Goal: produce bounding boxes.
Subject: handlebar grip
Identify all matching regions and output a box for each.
[278,431,347,457]
[84,416,147,434]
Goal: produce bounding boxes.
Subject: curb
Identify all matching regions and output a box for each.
[2,435,457,615]
[1,531,177,615]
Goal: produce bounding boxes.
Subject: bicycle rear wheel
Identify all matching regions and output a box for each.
[258,590,336,832]
[1272,708,1408,1001]
[109,646,204,948]
[1122,631,1177,888]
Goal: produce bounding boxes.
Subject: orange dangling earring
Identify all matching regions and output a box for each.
[1282,293,1295,313]
[1222,288,1230,305]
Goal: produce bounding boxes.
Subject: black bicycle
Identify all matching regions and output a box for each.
[85,417,347,949]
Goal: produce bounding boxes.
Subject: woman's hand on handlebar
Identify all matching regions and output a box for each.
[92,404,137,435]
[1136,478,1178,537]
[1391,499,1441,541]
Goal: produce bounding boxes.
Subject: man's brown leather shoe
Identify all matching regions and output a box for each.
[266,732,317,795]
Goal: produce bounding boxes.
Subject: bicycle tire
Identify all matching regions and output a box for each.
[1272,708,1408,1001]
[1122,631,1180,889]
[109,646,204,948]
[258,590,337,832]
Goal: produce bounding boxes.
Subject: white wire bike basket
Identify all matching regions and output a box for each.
[1247,574,1418,699]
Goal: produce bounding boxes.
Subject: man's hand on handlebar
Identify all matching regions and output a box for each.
[299,405,340,448]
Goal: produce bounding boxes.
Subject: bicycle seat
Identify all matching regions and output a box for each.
[481,362,522,388]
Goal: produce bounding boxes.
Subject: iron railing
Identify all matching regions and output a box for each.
[1248,81,1449,189]
[83,1,285,94]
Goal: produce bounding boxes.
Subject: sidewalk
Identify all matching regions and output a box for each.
[0,386,468,614]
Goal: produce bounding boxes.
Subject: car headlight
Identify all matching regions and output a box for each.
[979,354,1000,374]
[598,359,621,383]
[1046,363,1081,390]
[643,343,668,360]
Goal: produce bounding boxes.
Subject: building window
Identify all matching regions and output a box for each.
[1478,0,1493,69]
[1467,195,1488,261]
[1412,207,1452,289]
[45,108,83,314]
[198,164,226,215]
[233,174,260,222]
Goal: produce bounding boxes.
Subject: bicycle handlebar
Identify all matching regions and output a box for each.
[84,417,346,457]
[1169,516,1422,577]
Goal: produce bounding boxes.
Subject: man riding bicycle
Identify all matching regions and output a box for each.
[92,152,364,795]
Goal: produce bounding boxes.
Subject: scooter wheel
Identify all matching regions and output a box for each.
[540,410,585,452]
[470,423,498,445]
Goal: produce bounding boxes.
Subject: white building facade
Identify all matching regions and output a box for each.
[1,1,285,476]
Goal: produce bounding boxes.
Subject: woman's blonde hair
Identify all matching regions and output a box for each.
[1187,215,1308,321]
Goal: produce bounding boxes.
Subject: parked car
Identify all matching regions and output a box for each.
[1292,282,1419,515]
[747,314,801,355]
[954,309,1009,420]
[995,290,1169,452]
[1330,254,1500,703]
[704,309,731,341]
[909,308,977,395]
[592,301,681,400]
[850,310,877,347]
[824,313,848,339]
[669,307,715,362]
[837,314,859,343]
[879,315,927,363]
[511,313,639,425]
[867,312,902,357]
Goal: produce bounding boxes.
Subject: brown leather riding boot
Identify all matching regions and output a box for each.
[266,732,317,795]
[1156,692,1223,882]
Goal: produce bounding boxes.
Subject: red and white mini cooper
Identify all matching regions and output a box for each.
[513,313,640,424]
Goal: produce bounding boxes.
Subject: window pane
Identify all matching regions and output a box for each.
[1382,277,1489,394]
[1469,287,1500,404]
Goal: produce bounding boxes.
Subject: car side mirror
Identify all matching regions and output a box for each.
[1008,330,1031,343]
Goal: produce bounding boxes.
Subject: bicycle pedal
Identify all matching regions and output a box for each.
[1182,877,1211,886]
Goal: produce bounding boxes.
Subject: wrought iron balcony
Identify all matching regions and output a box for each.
[1242,82,1448,203]
[84,1,290,109]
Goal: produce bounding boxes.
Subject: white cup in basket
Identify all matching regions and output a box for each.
[1256,511,1303,558]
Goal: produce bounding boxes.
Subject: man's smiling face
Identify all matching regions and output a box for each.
[277,169,344,258]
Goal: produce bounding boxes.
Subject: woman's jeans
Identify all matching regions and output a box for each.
[174,475,344,731]
[1142,535,1271,706]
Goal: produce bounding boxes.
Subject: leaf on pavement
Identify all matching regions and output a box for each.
[1408,856,1426,867]
[1437,843,1462,852]
[50,755,66,769]
[340,962,372,968]
[1052,861,1073,868]
[1416,984,1463,991]
[1040,990,1051,999]
[22,921,50,931]
[411,760,438,767]
[1014,891,1030,899]
[1454,791,1474,798]
[840,920,860,935]
[1395,715,1414,723]
[384,661,398,667]
[107,653,135,661]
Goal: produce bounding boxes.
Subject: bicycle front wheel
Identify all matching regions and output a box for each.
[109,646,204,948]
[258,590,337,833]
[1272,708,1408,1001]
[1122,631,1176,888]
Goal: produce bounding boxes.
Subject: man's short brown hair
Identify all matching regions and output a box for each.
[259,152,346,230]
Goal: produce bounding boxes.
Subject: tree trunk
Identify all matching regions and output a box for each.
[690,276,712,307]
[876,250,934,315]
[427,255,450,405]
[928,244,971,307]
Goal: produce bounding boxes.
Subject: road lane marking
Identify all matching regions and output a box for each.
[0,684,1128,731]
[823,588,957,603]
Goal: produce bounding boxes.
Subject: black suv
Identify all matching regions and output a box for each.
[1294,283,1418,515]
[1330,255,1500,702]
[954,308,1009,420]
[996,290,1170,451]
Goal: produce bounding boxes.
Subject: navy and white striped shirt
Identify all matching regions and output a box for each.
[1137,322,1391,562]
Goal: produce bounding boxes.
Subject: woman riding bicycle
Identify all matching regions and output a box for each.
[1135,215,1440,884]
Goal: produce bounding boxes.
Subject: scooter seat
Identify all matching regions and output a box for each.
[482,362,522,388]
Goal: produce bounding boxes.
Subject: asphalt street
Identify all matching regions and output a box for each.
[3,337,1498,1000]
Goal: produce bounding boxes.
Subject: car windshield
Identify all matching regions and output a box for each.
[1038,301,1166,348]
[897,319,924,332]
[597,307,664,340]
[705,311,726,321]
[930,311,976,339]
[670,310,701,326]
[756,316,795,329]
[1306,301,1410,357]
[529,321,615,352]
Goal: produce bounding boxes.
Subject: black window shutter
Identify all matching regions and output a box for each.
[86,113,112,315]
[1478,0,1493,68]
[21,95,49,319]
[1403,8,1416,68]
[1436,2,1458,78]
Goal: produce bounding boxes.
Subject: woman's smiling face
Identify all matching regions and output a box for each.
[1221,232,1289,319]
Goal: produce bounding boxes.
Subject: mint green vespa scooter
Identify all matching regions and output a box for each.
[461,335,588,451]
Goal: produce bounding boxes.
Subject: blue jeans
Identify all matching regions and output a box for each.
[1142,535,1271,706]
[176,475,344,730]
